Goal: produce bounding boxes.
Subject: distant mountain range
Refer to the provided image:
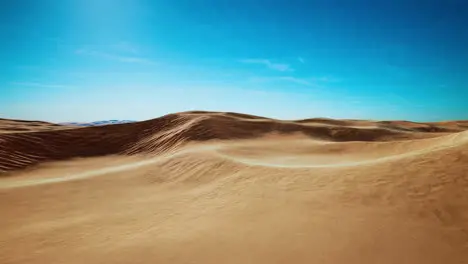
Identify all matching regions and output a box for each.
[59,120,136,127]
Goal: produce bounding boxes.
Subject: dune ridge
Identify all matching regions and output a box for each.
[1,111,465,173]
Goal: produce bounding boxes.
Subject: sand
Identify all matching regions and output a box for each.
[1,111,468,264]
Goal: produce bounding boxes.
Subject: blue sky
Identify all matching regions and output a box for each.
[1,0,467,122]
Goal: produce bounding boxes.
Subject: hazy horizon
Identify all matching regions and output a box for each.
[2,0,468,122]
[10,110,468,124]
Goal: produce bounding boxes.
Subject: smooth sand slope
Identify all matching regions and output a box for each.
[1,111,468,264]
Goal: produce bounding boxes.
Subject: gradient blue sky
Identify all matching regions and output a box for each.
[1,0,467,122]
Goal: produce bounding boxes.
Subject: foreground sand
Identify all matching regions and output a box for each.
[1,112,468,263]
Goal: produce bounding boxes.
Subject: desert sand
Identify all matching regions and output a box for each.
[1,111,468,264]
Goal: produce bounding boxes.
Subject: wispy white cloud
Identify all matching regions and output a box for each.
[11,82,72,89]
[249,75,339,87]
[277,76,313,86]
[309,76,341,83]
[76,48,156,65]
[298,57,305,64]
[249,76,314,86]
[112,42,139,54]
[239,59,293,72]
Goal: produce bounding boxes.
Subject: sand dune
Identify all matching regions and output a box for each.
[0,118,73,134]
[0,112,460,172]
[1,111,468,264]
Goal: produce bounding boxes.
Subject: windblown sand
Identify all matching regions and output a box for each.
[1,111,468,264]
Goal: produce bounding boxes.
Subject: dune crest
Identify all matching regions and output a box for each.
[1,111,465,173]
